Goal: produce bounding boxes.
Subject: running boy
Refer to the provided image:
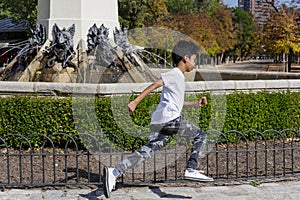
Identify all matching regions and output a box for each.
[103,40,213,198]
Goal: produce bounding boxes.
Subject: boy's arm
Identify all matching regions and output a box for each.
[128,79,163,114]
[184,96,207,107]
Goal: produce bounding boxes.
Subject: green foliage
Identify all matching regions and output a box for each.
[207,41,221,56]
[118,0,168,29]
[0,96,75,148]
[166,0,220,15]
[0,0,37,28]
[231,7,256,59]
[249,180,261,187]
[198,0,221,16]
[0,91,300,150]
[223,91,300,142]
[166,0,198,14]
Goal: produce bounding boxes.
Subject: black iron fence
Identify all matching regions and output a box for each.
[0,129,300,188]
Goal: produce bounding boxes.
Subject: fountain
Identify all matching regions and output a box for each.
[0,0,157,83]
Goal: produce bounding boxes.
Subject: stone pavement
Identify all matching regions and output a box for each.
[1,180,300,200]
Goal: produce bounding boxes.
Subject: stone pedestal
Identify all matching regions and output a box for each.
[37,0,120,48]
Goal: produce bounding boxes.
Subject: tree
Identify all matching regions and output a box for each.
[231,7,256,61]
[166,0,221,15]
[263,5,300,71]
[210,6,238,63]
[156,4,238,65]
[0,0,38,28]
[197,0,221,15]
[118,0,168,29]
[166,0,201,14]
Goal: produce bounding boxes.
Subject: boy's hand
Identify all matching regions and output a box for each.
[128,101,137,114]
[198,96,207,107]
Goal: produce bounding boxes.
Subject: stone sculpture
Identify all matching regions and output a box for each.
[87,24,114,67]
[45,23,77,71]
[114,27,132,52]
[0,24,47,81]
[0,22,157,83]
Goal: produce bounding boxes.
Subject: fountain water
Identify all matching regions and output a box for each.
[0,0,158,83]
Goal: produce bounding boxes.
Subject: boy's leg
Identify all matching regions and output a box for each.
[115,128,172,174]
[186,128,207,169]
[178,115,213,181]
[177,115,207,169]
[103,124,172,198]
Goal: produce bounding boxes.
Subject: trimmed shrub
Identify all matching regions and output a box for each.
[0,91,299,148]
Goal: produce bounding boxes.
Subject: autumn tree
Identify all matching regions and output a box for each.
[210,6,238,64]
[263,5,300,71]
[156,3,238,65]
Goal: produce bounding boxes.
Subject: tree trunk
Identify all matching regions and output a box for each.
[287,55,291,72]
[219,53,224,64]
[283,53,288,72]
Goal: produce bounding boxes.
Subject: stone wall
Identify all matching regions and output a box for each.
[0,79,299,96]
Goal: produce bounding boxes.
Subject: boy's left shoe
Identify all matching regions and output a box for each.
[184,168,214,182]
[103,167,117,198]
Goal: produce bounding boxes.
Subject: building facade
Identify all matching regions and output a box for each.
[238,0,276,27]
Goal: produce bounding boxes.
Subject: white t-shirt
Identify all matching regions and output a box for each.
[151,68,185,124]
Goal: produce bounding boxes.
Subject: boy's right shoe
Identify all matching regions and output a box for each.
[103,167,117,198]
[184,168,214,182]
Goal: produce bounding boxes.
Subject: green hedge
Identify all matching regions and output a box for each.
[0,91,299,149]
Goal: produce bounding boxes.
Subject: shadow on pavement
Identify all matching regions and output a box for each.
[149,186,192,199]
[79,189,103,200]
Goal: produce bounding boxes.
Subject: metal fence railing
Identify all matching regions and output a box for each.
[0,129,299,188]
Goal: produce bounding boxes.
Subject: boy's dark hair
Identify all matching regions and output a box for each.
[172,40,199,67]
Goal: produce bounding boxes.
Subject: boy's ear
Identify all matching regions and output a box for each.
[183,55,188,63]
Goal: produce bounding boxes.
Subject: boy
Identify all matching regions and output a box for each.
[103,40,213,198]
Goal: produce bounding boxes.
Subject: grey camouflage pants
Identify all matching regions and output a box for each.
[115,114,207,175]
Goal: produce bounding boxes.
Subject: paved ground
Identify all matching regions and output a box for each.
[216,60,275,72]
[1,180,300,200]
[216,59,300,73]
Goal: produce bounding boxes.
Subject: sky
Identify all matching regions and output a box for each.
[223,0,238,7]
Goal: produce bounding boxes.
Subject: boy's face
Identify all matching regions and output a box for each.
[184,54,197,72]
